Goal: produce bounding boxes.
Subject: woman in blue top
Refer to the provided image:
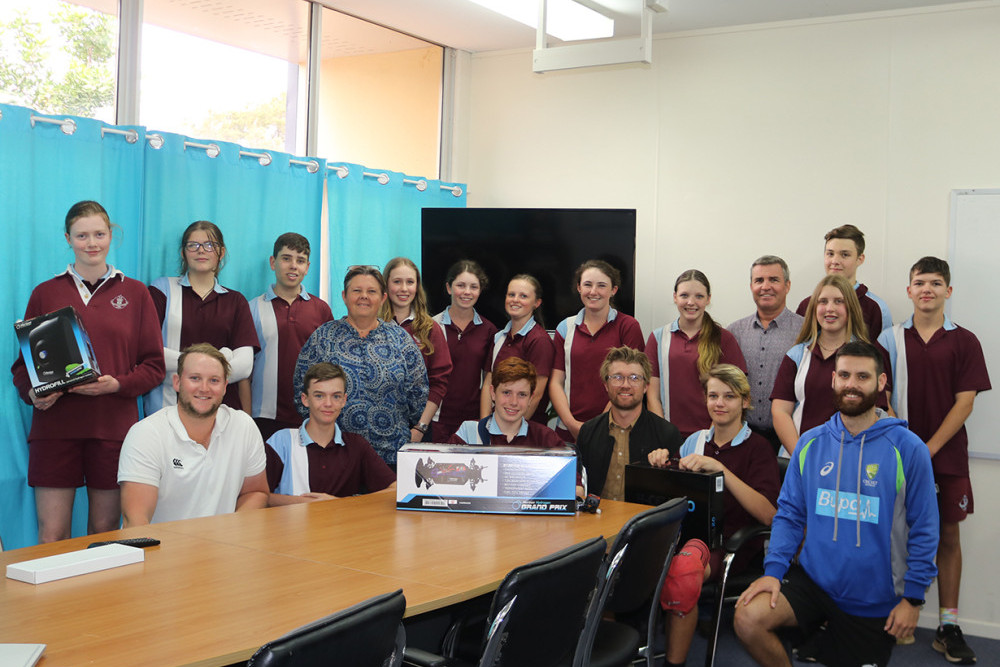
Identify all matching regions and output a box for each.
[293,266,428,466]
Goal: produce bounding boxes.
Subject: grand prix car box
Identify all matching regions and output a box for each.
[396,443,576,515]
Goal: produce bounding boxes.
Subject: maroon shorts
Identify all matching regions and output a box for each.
[936,474,973,523]
[28,439,123,490]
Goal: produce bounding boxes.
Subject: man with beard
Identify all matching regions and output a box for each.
[575,346,682,500]
[118,343,268,526]
[734,342,939,667]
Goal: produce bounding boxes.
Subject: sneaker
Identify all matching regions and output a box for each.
[896,634,915,645]
[933,624,977,664]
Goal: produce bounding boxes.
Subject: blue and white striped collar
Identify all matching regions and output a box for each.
[497,316,538,339]
[297,419,345,448]
[900,314,956,331]
[180,273,228,294]
[706,422,752,447]
[264,285,311,301]
[437,307,483,326]
[572,307,618,326]
[486,415,529,438]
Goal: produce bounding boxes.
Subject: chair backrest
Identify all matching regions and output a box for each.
[247,589,406,667]
[574,497,688,667]
[478,535,606,667]
[602,496,688,613]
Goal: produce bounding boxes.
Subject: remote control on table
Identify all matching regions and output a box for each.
[87,537,161,549]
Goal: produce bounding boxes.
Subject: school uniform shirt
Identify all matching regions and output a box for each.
[248,286,333,425]
[12,266,165,442]
[771,341,891,441]
[293,319,428,466]
[553,308,644,425]
[797,282,892,340]
[433,308,498,440]
[265,420,395,496]
[485,317,555,423]
[680,423,781,541]
[447,415,566,448]
[397,315,453,407]
[646,320,747,436]
[878,316,991,477]
[148,275,259,411]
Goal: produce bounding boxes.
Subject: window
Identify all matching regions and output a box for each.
[317,8,443,177]
[0,0,118,123]
[140,0,310,153]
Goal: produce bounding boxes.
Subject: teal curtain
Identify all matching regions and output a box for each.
[326,164,467,316]
[139,134,326,296]
[0,104,145,548]
[0,104,464,550]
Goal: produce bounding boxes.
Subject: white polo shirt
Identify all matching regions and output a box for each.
[118,405,266,524]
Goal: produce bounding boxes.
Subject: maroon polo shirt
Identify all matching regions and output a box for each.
[150,281,259,409]
[266,293,334,425]
[446,419,566,449]
[646,326,747,437]
[435,313,498,441]
[486,322,556,423]
[399,318,453,406]
[699,430,781,541]
[771,344,891,436]
[265,431,395,496]
[894,325,991,476]
[12,273,166,442]
[553,313,645,424]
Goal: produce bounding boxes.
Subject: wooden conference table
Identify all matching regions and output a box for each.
[0,490,650,667]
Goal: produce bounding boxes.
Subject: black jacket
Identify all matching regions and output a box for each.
[576,408,683,496]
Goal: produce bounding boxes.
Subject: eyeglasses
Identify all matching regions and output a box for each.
[606,373,645,386]
[185,241,217,252]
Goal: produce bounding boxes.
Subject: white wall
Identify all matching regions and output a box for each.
[452,3,1000,639]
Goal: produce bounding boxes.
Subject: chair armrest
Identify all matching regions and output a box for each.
[402,647,452,667]
[723,524,771,553]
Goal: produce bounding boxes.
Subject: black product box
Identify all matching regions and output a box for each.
[14,306,100,397]
[624,463,724,550]
[396,443,577,515]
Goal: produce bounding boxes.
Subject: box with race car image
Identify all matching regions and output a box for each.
[14,306,100,397]
[396,444,577,515]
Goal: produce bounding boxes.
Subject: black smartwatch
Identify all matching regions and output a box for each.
[904,597,925,607]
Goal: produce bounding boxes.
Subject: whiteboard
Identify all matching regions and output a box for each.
[948,189,999,460]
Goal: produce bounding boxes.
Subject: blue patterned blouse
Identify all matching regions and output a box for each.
[293,318,428,465]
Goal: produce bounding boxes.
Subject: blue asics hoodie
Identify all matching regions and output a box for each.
[764,412,939,617]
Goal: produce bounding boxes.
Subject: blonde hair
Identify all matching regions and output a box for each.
[795,275,869,348]
[379,257,436,355]
[702,364,751,422]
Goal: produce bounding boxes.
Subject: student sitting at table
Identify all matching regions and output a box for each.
[450,357,565,448]
[265,362,395,504]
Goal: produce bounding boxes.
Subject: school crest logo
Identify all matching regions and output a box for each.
[866,464,879,480]
[111,294,129,310]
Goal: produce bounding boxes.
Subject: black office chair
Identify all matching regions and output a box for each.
[702,456,789,667]
[404,536,607,667]
[246,589,406,667]
[573,497,688,667]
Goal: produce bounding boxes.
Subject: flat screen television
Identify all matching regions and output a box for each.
[420,208,637,330]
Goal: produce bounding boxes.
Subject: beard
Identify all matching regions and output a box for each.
[178,394,222,420]
[834,386,879,417]
[610,389,644,411]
